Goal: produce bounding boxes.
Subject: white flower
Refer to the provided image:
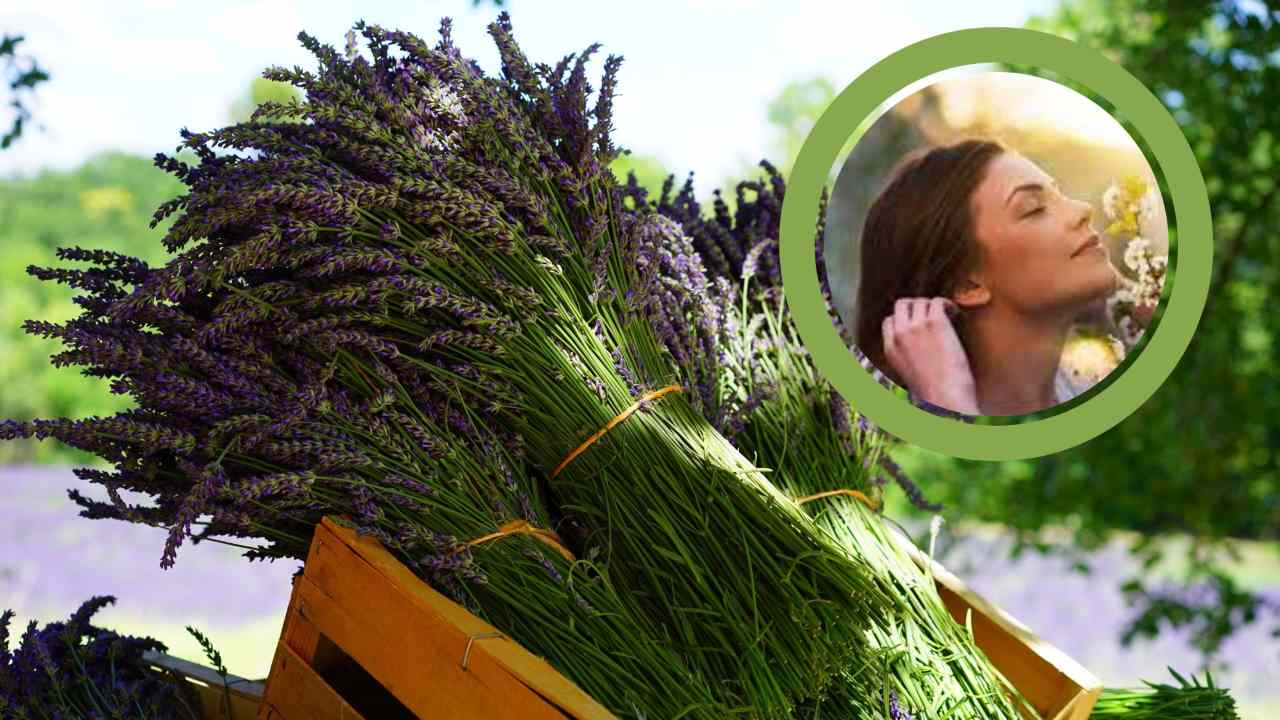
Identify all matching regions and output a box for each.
[1102,182,1122,220]
[1111,282,1137,305]
[410,124,456,154]
[427,83,467,124]
[1118,316,1142,347]
[1143,280,1164,303]
[1125,242,1166,307]
[1124,237,1151,272]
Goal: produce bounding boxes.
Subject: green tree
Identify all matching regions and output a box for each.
[0,151,185,465]
[706,77,843,212]
[610,150,672,201]
[1,33,51,150]
[717,77,873,211]
[227,76,304,125]
[765,77,838,176]
[899,0,1280,659]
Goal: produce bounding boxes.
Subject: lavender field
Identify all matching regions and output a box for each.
[0,465,297,680]
[3,465,1276,717]
[939,530,1280,718]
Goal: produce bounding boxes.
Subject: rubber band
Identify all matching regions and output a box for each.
[549,384,684,480]
[464,519,576,563]
[794,488,882,512]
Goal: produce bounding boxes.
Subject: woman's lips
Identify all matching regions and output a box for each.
[1072,233,1104,258]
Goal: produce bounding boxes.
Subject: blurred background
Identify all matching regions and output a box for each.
[1,0,1277,717]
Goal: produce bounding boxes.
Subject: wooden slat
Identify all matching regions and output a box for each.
[315,518,613,719]
[281,579,322,663]
[1048,686,1102,720]
[259,642,366,720]
[300,518,612,719]
[145,651,262,720]
[934,582,1079,718]
[258,579,305,720]
[889,528,1101,720]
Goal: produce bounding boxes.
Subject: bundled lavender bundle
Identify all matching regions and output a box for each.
[623,161,937,505]
[734,310,1028,720]
[626,165,1032,719]
[0,597,200,720]
[2,19,737,719]
[3,14,901,717]
[1090,669,1239,720]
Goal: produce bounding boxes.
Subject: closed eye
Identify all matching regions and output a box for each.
[1022,206,1045,218]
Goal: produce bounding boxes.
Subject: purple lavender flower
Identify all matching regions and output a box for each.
[889,690,916,720]
[1,597,195,718]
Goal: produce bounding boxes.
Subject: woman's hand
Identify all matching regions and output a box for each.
[882,297,980,415]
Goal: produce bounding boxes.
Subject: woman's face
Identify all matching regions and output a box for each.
[966,153,1118,316]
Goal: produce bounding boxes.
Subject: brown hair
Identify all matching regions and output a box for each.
[854,138,1005,385]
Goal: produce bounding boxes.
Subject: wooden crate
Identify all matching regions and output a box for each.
[258,517,1100,720]
[143,650,264,720]
[889,530,1102,720]
[257,517,613,720]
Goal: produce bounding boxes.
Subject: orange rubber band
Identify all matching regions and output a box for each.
[464,519,576,563]
[549,384,683,480]
[794,488,882,512]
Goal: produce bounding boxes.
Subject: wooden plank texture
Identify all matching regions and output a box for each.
[301,518,611,719]
[259,642,367,720]
[258,579,307,720]
[282,585,322,664]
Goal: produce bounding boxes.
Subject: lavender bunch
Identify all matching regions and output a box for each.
[629,161,939,507]
[286,368,738,718]
[2,19,735,716]
[0,597,200,720]
[622,161,792,318]
[4,15,894,716]
[1091,669,1239,720]
[737,309,1028,720]
[632,166,1031,719]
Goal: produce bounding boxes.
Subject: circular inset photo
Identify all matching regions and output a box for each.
[823,70,1169,418]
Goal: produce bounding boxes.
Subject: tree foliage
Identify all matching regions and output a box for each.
[227,76,304,125]
[0,152,183,464]
[610,150,671,200]
[766,77,838,176]
[1,33,51,150]
[900,0,1280,659]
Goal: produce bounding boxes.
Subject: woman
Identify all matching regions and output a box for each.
[855,139,1120,416]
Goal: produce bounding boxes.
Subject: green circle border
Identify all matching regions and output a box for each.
[780,27,1212,461]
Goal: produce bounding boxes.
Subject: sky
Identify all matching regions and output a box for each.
[0,0,1058,186]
